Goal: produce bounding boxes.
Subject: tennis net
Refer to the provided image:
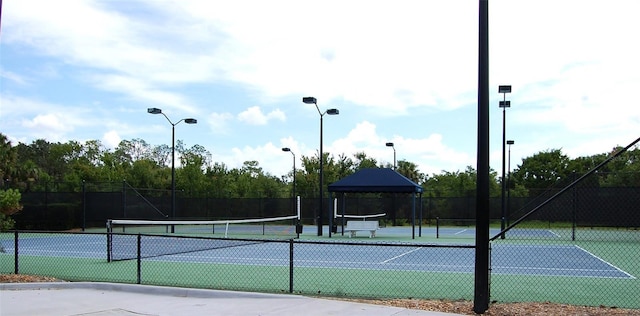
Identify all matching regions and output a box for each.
[106,200,301,262]
[107,215,299,262]
[107,215,300,237]
[333,207,386,221]
[332,205,386,233]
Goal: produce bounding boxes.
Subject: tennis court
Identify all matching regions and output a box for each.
[2,228,634,280]
[2,227,639,309]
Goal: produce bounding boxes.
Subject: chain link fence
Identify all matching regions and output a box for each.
[4,170,639,309]
[1,231,475,301]
[487,168,640,309]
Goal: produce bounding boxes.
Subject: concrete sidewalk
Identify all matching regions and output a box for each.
[0,282,464,316]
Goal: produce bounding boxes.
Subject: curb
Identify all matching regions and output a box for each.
[0,282,305,300]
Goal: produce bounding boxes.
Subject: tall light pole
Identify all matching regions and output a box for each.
[281,147,296,201]
[474,0,490,312]
[303,96,339,236]
[498,85,511,239]
[506,140,514,228]
[147,107,197,233]
[385,142,396,170]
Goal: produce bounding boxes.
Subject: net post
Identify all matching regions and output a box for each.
[106,220,112,262]
[296,196,302,238]
[436,217,440,239]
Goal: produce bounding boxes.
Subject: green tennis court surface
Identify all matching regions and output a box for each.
[1,227,638,309]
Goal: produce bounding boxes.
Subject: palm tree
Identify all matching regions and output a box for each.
[397,160,423,184]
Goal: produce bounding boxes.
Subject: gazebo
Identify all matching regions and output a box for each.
[327,168,424,238]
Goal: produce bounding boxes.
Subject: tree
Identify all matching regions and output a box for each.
[150,144,172,166]
[425,167,477,197]
[511,149,572,192]
[128,159,163,189]
[177,145,212,196]
[205,162,231,197]
[223,161,285,198]
[397,160,423,184]
[0,134,18,188]
[334,153,355,180]
[597,147,640,187]
[352,151,377,170]
[0,188,22,230]
[117,138,152,161]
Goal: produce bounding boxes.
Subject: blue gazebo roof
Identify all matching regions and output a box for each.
[328,168,423,193]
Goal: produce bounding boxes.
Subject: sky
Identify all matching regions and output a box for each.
[1,0,639,179]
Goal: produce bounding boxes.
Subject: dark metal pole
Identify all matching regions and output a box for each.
[507,141,513,227]
[293,153,296,202]
[474,0,491,313]
[500,95,506,239]
[82,180,86,231]
[318,114,324,236]
[147,108,195,233]
[171,124,176,233]
[289,239,294,293]
[393,148,397,170]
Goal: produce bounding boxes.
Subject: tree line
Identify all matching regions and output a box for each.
[1,133,639,201]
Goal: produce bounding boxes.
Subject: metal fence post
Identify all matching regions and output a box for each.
[137,234,142,284]
[289,239,294,293]
[14,230,19,274]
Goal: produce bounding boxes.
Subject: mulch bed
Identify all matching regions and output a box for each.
[2,274,638,315]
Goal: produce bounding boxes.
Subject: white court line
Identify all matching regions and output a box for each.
[454,229,468,235]
[491,265,634,279]
[379,247,422,264]
[574,245,636,279]
[547,230,562,238]
[9,248,105,258]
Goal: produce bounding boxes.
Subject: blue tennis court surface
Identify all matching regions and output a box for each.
[2,234,106,259]
[491,244,633,278]
[432,227,563,239]
[1,233,634,279]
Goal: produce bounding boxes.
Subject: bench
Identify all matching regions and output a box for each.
[344,220,379,238]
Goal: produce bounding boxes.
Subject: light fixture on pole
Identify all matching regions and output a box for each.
[506,140,514,228]
[498,85,511,239]
[385,142,396,170]
[303,96,339,236]
[281,147,296,201]
[147,107,197,233]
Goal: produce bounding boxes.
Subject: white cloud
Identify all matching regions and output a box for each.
[102,131,122,148]
[237,106,286,125]
[3,0,640,178]
[0,70,29,85]
[208,112,234,134]
[329,122,473,176]
[22,114,71,140]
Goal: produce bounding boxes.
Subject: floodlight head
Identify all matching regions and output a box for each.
[302,97,317,104]
[326,108,339,115]
[147,107,162,114]
[499,101,511,108]
[282,147,291,152]
[498,85,512,93]
[386,142,394,147]
[507,140,515,145]
[184,118,197,124]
